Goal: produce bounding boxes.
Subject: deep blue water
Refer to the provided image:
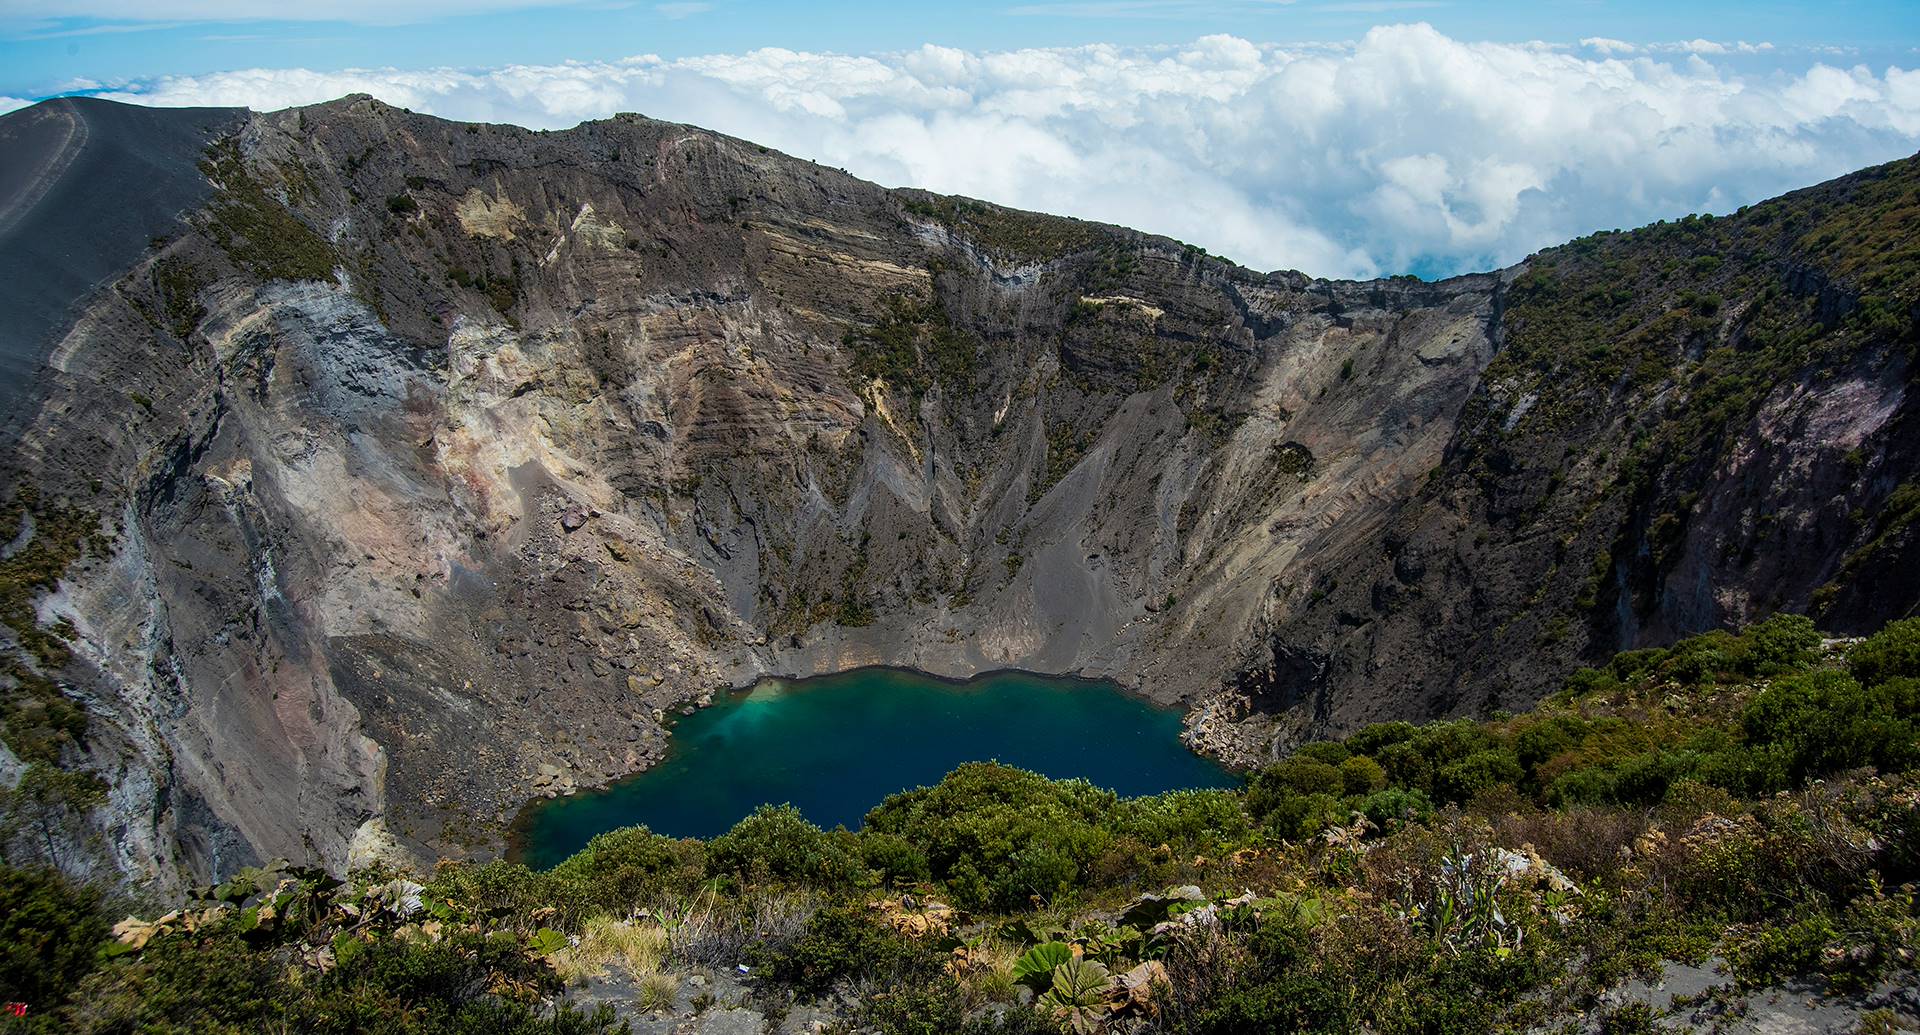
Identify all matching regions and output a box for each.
[513,668,1237,869]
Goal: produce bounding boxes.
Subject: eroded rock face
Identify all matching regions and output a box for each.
[1,96,1914,887]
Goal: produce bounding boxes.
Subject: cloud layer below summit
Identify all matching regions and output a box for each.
[32,24,1920,278]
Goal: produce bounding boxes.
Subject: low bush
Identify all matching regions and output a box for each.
[753,902,942,998]
[1849,617,1920,688]
[865,764,1116,910]
[706,804,861,888]
[0,866,107,1015]
[549,825,704,909]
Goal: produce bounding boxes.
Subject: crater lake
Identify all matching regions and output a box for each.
[513,668,1238,868]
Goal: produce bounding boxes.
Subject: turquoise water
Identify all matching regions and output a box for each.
[513,668,1237,869]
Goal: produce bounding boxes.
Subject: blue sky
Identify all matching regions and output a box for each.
[3,1,1915,99]
[1,1,1916,279]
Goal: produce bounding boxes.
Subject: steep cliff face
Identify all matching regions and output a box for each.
[1229,162,1920,753]
[0,95,1913,888]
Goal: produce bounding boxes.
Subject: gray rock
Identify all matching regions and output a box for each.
[694,1008,767,1035]
[1541,961,1920,1034]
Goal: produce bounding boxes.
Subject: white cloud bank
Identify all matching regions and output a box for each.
[87,24,1920,278]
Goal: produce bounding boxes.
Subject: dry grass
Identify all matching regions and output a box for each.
[635,972,678,1012]
[662,886,820,967]
[950,935,1023,1005]
[551,915,669,985]
[1490,804,1651,881]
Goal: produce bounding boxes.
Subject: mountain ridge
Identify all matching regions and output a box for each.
[0,96,245,434]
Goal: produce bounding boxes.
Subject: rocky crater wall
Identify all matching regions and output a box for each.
[1,96,1914,887]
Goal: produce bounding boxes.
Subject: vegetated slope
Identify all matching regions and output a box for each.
[0,94,1913,889]
[4,616,1917,1033]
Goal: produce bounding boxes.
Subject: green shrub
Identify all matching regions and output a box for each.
[859,831,931,887]
[706,805,860,887]
[1408,721,1501,769]
[1434,749,1524,804]
[864,763,1115,910]
[1375,740,1433,792]
[1735,613,1823,675]
[1850,617,1920,688]
[71,927,284,1033]
[851,980,968,1034]
[753,903,939,998]
[1109,788,1250,849]
[1563,666,1623,697]
[1248,758,1344,819]
[1727,913,1840,987]
[1262,792,1348,841]
[76,919,623,1035]
[549,825,703,908]
[424,861,579,930]
[1185,923,1353,1034]
[1593,1002,1663,1034]
[312,929,604,1034]
[1608,648,1669,680]
[1691,743,1791,798]
[1743,669,1920,782]
[1546,766,1617,806]
[1514,714,1592,773]
[845,295,978,403]
[1296,742,1350,766]
[0,493,106,760]
[1662,630,1740,684]
[1620,749,1713,803]
[0,867,107,1011]
[1358,786,1434,828]
[1346,721,1418,755]
[1339,755,1388,796]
